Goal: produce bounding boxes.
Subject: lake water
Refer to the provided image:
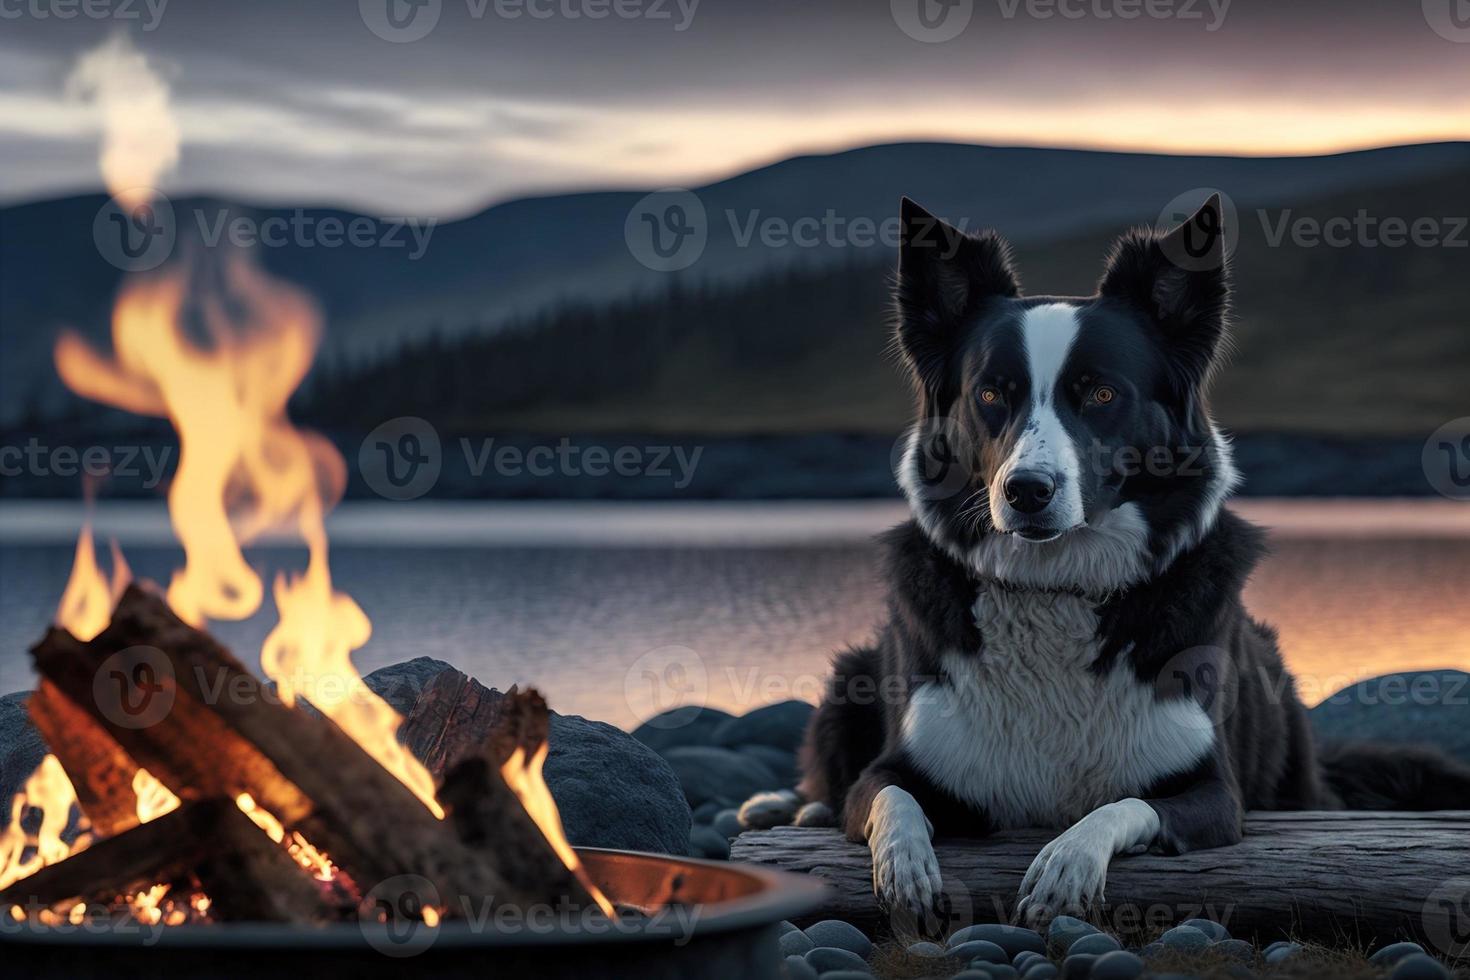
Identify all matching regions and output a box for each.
[1,500,1466,730]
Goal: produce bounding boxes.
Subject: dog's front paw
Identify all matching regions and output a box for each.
[866,786,943,931]
[1014,830,1110,929]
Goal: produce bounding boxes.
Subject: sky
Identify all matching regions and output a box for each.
[0,0,1467,217]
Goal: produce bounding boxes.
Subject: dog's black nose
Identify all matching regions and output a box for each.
[1004,471,1056,515]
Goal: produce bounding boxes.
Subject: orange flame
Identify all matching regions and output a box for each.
[55,523,113,642]
[54,258,441,816]
[132,768,180,824]
[0,755,88,889]
[501,744,615,916]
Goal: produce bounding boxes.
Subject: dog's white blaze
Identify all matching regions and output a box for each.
[992,303,1085,533]
[900,586,1215,829]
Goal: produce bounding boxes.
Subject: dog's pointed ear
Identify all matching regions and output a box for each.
[1098,194,1231,389]
[895,197,1019,392]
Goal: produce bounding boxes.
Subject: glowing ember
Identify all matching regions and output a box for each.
[234,794,334,881]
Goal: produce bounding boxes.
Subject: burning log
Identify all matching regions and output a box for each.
[26,680,140,838]
[0,798,324,923]
[28,585,583,919]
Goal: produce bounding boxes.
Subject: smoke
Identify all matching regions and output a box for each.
[65,34,180,208]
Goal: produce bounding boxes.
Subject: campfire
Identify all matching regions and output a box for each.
[0,255,614,929]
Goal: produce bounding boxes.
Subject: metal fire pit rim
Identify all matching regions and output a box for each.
[0,846,827,950]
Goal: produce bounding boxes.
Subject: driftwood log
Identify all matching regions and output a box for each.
[0,798,324,922]
[732,815,1470,947]
[26,585,587,920]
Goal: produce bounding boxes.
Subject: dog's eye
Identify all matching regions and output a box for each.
[1091,385,1117,406]
[979,387,1003,406]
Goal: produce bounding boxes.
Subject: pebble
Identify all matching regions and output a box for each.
[1371,941,1428,965]
[690,800,721,823]
[948,924,1047,959]
[1179,917,1230,941]
[1088,950,1145,980]
[1261,940,1293,956]
[966,965,1020,979]
[1068,933,1121,956]
[1138,942,1164,960]
[951,939,1009,964]
[712,808,743,838]
[804,946,870,974]
[782,954,819,980]
[1021,963,1058,980]
[1389,954,1451,980]
[955,973,1002,980]
[1060,953,1096,979]
[906,940,947,958]
[813,973,872,980]
[778,920,800,935]
[1159,925,1210,951]
[1264,942,1303,964]
[778,928,815,957]
[1212,938,1255,962]
[687,824,730,860]
[1047,915,1100,953]
[803,920,873,959]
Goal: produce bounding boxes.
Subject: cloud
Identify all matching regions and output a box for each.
[65,34,180,207]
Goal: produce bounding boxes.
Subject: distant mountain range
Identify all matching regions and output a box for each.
[4,140,1469,426]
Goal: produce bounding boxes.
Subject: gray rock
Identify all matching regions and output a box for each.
[1138,942,1164,959]
[691,801,722,823]
[1,691,47,825]
[1180,917,1229,941]
[1013,950,1046,971]
[1212,939,1255,962]
[712,700,813,751]
[1060,953,1096,979]
[1389,954,1451,980]
[662,745,781,808]
[632,706,736,755]
[1310,670,1470,764]
[814,973,872,980]
[1159,925,1210,950]
[804,945,871,973]
[947,924,1046,958]
[688,824,730,860]
[1089,950,1145,980]
[1021,964,1058,980]
[779,928,816,957]
[952,939,1008,964]
[782,954,819,980]
[967,966,1020,980]
[712,808,744,838]
[803,919,872,958]
[956,972,1005,980]
[362,657,454,715]
[738,743,798,787]
[1068,933,1121,956]
[778,920,801,935]
[1264,942,1303,964]
[1261,940,1293,955]
[1047,915,1099,952]
[1371,941,1428,965]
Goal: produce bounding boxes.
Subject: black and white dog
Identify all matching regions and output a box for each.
[759,196,1470,930]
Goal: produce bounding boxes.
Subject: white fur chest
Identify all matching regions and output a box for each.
[899,585,1215,829]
